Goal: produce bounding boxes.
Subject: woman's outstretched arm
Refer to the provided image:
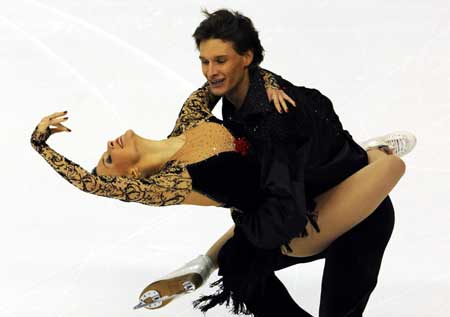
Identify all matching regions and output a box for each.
[31,112,192,206]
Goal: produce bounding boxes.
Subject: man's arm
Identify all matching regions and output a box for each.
[236,133,317,250]
[234,82,320,250]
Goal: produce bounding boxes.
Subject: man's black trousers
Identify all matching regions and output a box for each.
[244,196,395,317]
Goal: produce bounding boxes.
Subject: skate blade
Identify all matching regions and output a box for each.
[136,273,202,310]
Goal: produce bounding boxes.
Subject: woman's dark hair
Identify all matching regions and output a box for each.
[193,9,265,68]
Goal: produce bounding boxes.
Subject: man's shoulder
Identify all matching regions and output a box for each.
[279,83,330,108]
[260,68,327,100]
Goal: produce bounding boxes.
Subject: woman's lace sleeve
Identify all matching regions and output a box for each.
[259,68,280,90]
[30,127,192,206]
[168,83,221,137]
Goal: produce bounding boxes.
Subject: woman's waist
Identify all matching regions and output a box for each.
[186,151,261,207]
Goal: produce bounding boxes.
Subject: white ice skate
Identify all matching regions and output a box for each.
[133,255,215,310]
[360,131,417,157]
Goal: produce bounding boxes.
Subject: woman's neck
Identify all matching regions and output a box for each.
[135,134,186,177]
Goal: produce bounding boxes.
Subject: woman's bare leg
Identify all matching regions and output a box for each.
[205,225,235,269]
[283,149,405,257]
[204,150,405,261]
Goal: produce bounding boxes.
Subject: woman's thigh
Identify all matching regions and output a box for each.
[273,195,394,273]
[282,155,404,257]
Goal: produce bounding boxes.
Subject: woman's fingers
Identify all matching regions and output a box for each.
[277,92,289,113]
[266,89,297,113]
[41,111,67,125]
[50,127,68,134]
[47,111,68,120]
[266,88,283,112]
[272,93,283,113]
[54,123,71,132]
[273,90,289,113]
[49,123,71,134]
[49,116,68,125]
[37,111,70,134]
[266,88,273,101]
[281,91,296,107]
[49,118,70,134]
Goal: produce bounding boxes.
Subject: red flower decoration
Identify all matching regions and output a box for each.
[234,137,250,156]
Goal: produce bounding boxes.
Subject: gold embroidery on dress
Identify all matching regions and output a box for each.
[31,127,192,206]
[260,68,280,90]
[168,83,220,138]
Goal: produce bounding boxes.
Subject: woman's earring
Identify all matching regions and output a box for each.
[131,168,141,179]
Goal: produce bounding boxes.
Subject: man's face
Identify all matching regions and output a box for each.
[199,38,252,97]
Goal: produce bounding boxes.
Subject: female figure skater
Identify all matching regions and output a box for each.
[31,68,415,316]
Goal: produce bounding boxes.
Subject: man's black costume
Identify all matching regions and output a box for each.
[194,68,395,317]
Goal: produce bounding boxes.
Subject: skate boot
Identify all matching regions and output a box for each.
[360,131,416,157]
[133,255,215,310]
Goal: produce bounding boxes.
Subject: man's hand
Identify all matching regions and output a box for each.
[266,88,296,113]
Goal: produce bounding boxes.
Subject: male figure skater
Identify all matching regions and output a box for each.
[138,9,414,316]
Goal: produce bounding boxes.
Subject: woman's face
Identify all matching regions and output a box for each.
[95,129,140,176]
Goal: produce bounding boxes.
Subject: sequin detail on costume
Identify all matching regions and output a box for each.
[170,122,236,165]
[168,69,281,138]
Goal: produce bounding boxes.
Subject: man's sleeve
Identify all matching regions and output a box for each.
[236,124,318,250]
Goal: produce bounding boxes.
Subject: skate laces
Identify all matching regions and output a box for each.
[386,135,407,155]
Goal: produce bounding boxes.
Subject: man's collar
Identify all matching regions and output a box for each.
[224,67,272,121]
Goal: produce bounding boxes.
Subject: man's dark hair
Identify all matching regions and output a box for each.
[193,9,264,68]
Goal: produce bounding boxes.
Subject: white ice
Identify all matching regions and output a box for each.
[0,0,449,316]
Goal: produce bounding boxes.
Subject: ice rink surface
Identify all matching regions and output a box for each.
[1,0,449,316]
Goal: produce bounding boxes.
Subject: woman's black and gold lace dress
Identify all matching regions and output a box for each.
[30,68,278,212]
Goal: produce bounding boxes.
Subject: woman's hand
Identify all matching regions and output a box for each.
[36,111,70,134]
[32,111,71,145]
[266,87,297,113]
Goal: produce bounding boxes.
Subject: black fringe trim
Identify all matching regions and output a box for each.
[283,209,320,253]
[192,208,321,314]
[193,278,254,315]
